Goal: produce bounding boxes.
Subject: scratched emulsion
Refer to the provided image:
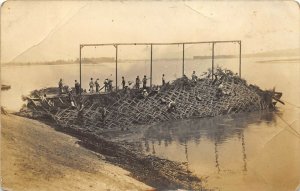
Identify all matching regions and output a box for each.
[1,1,299,190]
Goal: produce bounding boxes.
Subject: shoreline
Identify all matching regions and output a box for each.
[1,114,153,191]
[15,111,208,190]
[3,112,209,190]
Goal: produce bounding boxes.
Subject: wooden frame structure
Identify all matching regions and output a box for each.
[79,40,242,91]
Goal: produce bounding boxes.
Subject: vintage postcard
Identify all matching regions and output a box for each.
[1,1,299,191]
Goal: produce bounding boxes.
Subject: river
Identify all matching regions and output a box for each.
[1,56,300,190]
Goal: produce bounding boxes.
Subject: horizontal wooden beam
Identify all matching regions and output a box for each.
[80,40,241,47]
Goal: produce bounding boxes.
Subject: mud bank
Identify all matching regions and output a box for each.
[14,112,209,190]
[1,114,152,191]
[46,116,208,190]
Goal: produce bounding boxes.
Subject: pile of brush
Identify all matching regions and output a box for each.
[22,68,283,133]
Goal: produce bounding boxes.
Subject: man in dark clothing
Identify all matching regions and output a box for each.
[95,79,100,93]
[162,74,166,86]
[142,75,147,89]
[104,79,109,92]
[136,76,140,89]
[58,78,63,94]
[75,80,80,95]
[121,76,126,89]
[192,71,197,82]
[108,79,113,92]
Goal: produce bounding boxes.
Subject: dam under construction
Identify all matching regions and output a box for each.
[18,41,286,190]
[2,2,299,190]
[21,40,283,130]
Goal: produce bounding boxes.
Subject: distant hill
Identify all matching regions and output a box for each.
[2,48,299,66]
[75,57,115,64]
[244,48,300,58]
[2,57,115,67]
[194,48,300,59]
[2,60,76,66]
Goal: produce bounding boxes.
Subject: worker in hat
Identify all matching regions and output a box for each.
[162,74,166,86]
[192,71,197,82]
[95,78,100,93]
[75,80,80,95]
[142,89,148,98]
[142,75,147,89]
[136,76,141,89]
[89,78,94,93]
[58,78,63,94]
[104,79,109,92]
[122,76,126,89]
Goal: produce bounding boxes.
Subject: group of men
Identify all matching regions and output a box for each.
[134,74,167,89]
[58,71,198,95]
[134,75,148,89]
[84,75,150,93]
[89,78,113,93]
[59,79,81,95]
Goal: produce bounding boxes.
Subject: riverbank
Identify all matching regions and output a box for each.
[15,107,207,190]
[1,114,152,191]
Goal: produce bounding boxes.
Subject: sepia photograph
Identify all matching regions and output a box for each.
[1,1,300,191]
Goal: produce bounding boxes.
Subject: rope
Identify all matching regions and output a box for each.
[275,112,300,139]
[281,99,300,109]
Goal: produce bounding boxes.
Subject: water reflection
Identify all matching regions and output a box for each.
[241,132,247,172]
[214,141,220,173]
[140,111,277,175]
[143,111,276,145]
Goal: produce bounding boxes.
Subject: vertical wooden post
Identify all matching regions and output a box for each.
[115,45,118,90]
[150,44,153,87]
[239,41,242,77]
[182,43,185,76]
[79,45,82,94]
[212,42,215,79]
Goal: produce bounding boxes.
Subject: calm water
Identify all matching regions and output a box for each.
[1,57,300,110]
[1,57,300,190]
[137,110,300,191]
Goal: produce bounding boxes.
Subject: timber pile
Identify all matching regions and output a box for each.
[23,68,283,132]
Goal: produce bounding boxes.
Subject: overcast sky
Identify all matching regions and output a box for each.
[1,1,299,63]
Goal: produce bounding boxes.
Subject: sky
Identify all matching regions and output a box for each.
[1,1,299,63]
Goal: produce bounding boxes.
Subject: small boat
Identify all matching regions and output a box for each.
[1,84,11,91]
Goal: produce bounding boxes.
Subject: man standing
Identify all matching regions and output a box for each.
[108,79,113,92]
[75,80,80,95]
[162,74,166,86]
[142,75,147,89]
[95,79,100,93]
[121,76,126,89]
[58,78,63,94]
[136,76,140,89]
[104,79,109,92]
[192,71,197,82]
[89,78,94,93]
